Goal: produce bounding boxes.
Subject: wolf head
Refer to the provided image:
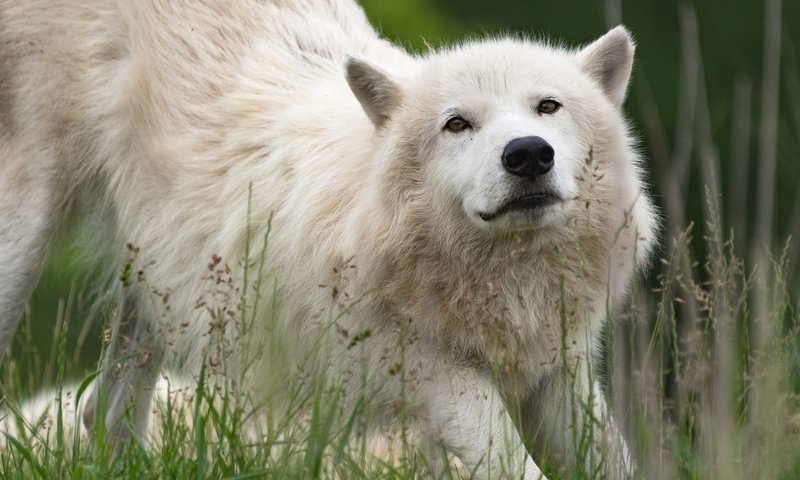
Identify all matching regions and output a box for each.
[346,27,652,257]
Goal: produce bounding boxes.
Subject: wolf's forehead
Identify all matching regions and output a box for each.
[425,41,578,98]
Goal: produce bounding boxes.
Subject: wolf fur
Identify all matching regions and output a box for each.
[0,1,657,478]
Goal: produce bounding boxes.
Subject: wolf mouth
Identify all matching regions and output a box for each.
[479,193,561,222]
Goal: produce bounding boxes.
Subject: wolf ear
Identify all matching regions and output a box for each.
[576,26,635,106]
[346,56,402,128]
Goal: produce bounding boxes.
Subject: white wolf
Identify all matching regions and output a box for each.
[0,0,657,478]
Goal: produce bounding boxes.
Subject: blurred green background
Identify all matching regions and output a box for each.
[10,0,800,392]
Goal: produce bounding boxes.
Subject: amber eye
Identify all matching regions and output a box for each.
[537,99,561,115]
[444,116,471,132]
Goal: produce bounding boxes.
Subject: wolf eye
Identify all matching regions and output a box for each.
[444,116,471,133]
[537,99,561,115]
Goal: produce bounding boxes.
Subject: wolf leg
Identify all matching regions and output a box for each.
[523,355,634,479]
[383,342,548,480]
[83,288,164,445]
[0,140,70,361]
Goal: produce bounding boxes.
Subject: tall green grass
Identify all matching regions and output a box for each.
[1,213,797,480]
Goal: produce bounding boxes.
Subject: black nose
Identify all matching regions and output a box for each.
[501,136,554,178]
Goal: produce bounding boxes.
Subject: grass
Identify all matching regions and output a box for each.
[0,295,465,479]
[1,220,798,479]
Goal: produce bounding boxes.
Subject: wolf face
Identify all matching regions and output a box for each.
[347,27,637,239]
